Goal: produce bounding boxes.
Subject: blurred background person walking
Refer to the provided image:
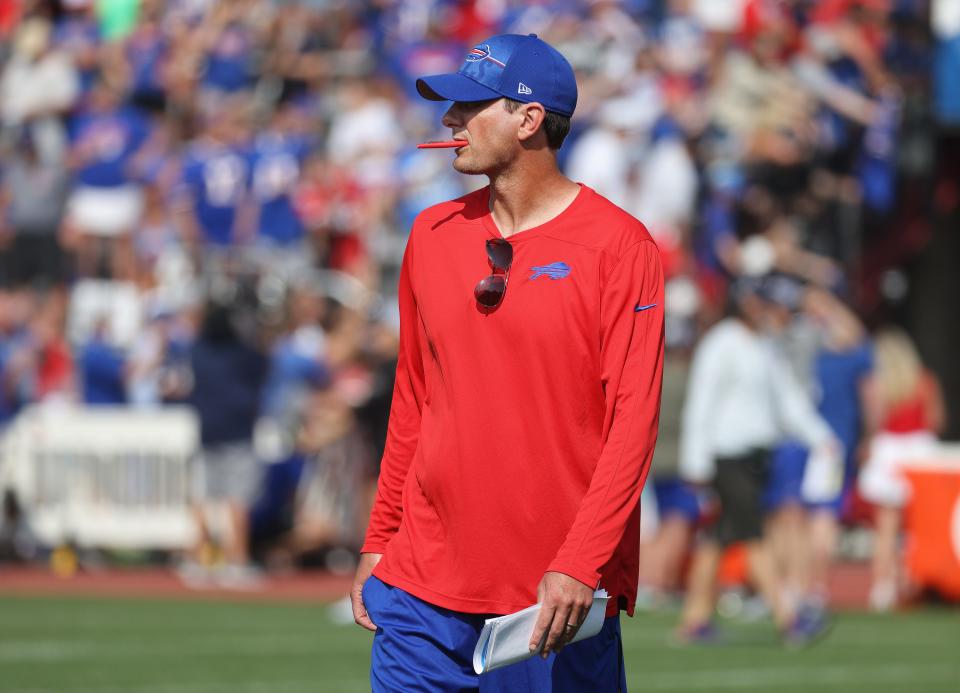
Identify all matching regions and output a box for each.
[798,289,875,607]
[677,276,841,646]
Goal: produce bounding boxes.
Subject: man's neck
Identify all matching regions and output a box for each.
[486,159,581,238]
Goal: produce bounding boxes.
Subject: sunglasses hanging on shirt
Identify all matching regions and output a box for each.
[474,238,513,309]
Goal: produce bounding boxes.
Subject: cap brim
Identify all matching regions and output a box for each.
[416,73,502,104]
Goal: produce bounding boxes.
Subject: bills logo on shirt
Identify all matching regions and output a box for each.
[465,45,506,68]
[529,262,571,280]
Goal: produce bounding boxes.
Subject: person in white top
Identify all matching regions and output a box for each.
[676,275,841,646]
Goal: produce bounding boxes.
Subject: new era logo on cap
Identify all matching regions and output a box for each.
[415,34,578,117]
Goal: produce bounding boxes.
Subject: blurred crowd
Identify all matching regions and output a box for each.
[0,0,956,612]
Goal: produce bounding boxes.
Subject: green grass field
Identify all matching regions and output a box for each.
[1,596,958,692]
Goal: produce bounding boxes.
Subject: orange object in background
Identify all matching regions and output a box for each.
[903,457,960,601]
[718,542,748,588]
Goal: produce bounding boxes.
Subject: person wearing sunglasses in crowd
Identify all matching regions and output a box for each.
[349,33,664,692]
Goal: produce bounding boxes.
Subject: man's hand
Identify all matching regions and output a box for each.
[350,552,382,632]
[528,571,594,658]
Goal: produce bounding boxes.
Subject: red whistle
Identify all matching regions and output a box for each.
[417,140,468,149]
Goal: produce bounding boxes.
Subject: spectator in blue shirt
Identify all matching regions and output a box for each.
[250,103,315,248]
[177,101,253,249]
[198,5,257,98]
[78,319,127,405]
[122,2,170,114]
[65,79,151,278]
[52,2,101,100]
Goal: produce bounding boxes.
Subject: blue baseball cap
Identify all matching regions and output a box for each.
[416,34,577,118]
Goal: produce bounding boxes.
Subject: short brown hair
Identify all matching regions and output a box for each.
[503,99,571,150]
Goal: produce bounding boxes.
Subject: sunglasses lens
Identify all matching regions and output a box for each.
[474,274,506,307]
[486,238,513,271]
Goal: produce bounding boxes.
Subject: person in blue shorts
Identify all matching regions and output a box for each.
[764,289,873,612]
[637,476,706,608]
[677,276,839,646]
[803,291,874,604]
[351,33,665,692]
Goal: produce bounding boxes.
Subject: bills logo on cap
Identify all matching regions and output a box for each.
[416,34,578,118]
[466,44,506,68]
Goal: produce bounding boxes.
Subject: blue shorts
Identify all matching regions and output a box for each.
[763,442,857,515]
[652,477,703,524]
[763,442,807,511]
[363,576,627,692]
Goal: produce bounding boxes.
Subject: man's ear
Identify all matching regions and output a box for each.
[517,102,547,143]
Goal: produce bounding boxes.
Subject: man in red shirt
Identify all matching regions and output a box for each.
[351,33,664,691]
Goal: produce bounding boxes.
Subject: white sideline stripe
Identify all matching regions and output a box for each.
[636,663,958,689]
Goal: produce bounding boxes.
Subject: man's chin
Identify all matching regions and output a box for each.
[452,158,485,175]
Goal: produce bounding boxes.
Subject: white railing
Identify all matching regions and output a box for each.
[0,404,200,550]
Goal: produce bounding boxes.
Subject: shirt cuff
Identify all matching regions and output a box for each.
[360,540,389,555]
[545,560,601,591]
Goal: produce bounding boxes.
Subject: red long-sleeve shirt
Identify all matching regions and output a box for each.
[362,184,664,616]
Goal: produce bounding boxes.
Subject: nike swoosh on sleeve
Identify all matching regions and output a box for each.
[634,303,657,312]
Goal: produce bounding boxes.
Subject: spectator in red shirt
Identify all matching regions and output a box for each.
[859,327,946,611]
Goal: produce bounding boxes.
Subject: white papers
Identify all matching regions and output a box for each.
[472,590,609,674]
[801,442,843,502]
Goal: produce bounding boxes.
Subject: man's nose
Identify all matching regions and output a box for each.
[441,104,460,129]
